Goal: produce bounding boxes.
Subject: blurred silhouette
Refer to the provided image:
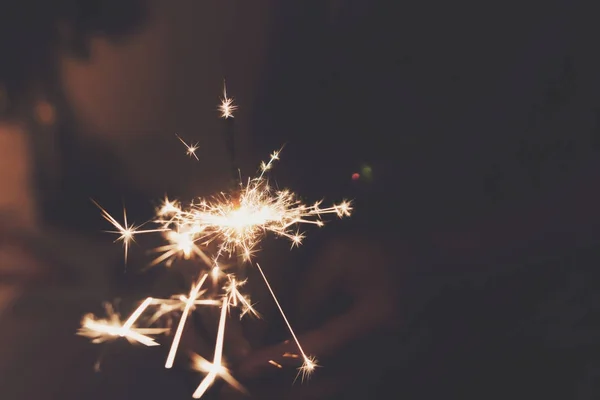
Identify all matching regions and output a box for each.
[250,2,600,399]
[1,0,152,232]
[0,1,195,399]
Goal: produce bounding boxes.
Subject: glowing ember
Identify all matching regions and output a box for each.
[218,81,238,119]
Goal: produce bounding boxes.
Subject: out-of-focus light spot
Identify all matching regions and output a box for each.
[360,164,373,181]
[352,172,360,181]
[35,100,56,126]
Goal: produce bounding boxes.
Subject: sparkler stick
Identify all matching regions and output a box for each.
[219,80,246,276]
[216,81,250,378]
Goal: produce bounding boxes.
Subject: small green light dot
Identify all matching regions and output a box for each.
[361,164,373,180]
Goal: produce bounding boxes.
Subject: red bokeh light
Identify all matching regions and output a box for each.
[351,173,360,181]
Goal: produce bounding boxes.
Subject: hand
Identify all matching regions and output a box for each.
[230,235,398,398]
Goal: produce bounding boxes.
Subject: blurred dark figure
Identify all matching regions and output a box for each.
[1,0,157,234]
[0,1,196,399]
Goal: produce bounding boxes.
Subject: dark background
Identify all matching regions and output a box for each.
[2,1,600,399]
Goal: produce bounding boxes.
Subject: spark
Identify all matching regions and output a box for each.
[177,135,200,161]
[147,293,220,326]
[223,275,260,319]
[192,293,247,398]
[218,81,238,119]
[77,298,167,347]
[158,197,181,216]
[149,223,213,268]
[165,274,210,368]
[96,150,351,267]
[255,263,317,382]
[211,265,222,286]
[296,355,319,383]
[93,200,167,263]
[177,150,352,261]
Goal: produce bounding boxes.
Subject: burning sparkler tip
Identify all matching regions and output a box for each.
[296,356,319,383]
[176,134,200,160]
[219,81,238,119]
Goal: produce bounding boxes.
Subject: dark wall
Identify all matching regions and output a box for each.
[253,1,600,234]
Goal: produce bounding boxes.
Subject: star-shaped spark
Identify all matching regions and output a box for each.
[296,355,319,383]
[177,135,200,161]
[223,275,260,319]
[94,200,167,263]
[149,221,213,269]
[218,81,238,119]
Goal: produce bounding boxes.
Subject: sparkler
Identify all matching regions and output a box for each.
[77,83,352,398]
[177,134,200,161]
[218,80,238,119]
